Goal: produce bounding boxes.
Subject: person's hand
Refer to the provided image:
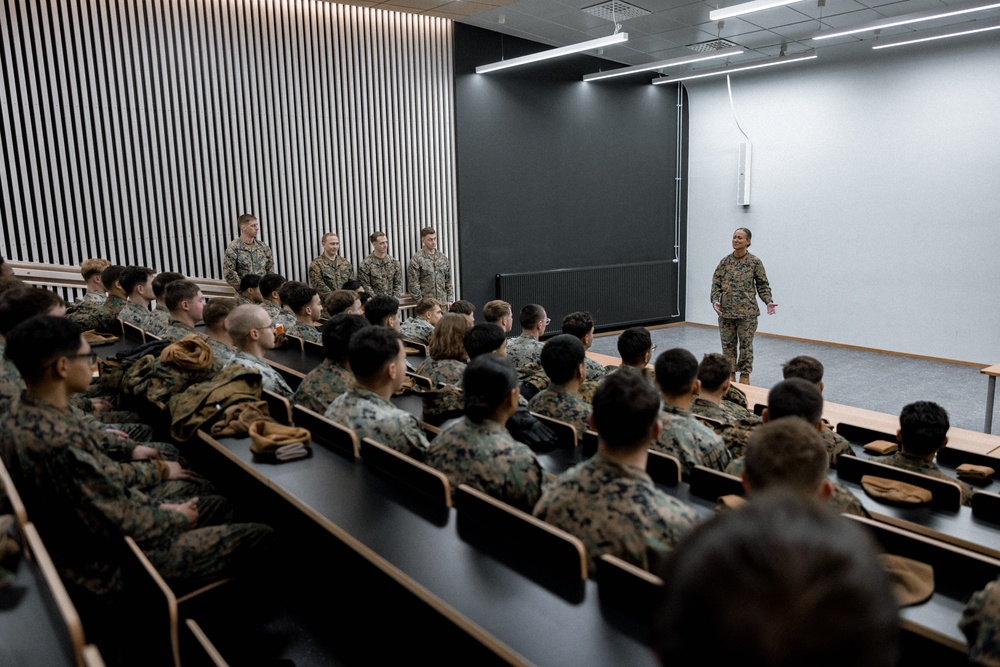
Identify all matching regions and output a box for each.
[131,445,162,460]
[91,398,113,413]
[161,498,199,526]
[766,303,778,315]
[164,461,205,483]
[105,428,132,440]
[713,302,722,315]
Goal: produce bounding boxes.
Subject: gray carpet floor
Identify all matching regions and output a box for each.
[590,323,999,434]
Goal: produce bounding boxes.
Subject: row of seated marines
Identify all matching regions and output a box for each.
[4,265,1000,665]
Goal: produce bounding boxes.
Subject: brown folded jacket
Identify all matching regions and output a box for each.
[160,335,213,371]
[83,329,119,346]
[863,440,899,455]
[860,475,932,505]
[957,463,995,480]
[248,420,311,461]
[210,401,272,437]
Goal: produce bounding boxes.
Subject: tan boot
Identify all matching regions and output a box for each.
[739,373,750,385]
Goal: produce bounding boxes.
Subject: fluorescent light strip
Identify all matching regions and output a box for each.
[813,0,1000,40]
[651,51,816,84]
[476,33,629,74]
[583,47,745,82]
[710,0,804,21]
[872,17,1000,48]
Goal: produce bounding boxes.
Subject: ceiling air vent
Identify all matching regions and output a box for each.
[687,38,740,53]
[582,0,651,22]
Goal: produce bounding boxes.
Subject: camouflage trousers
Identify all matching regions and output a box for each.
[718,316,758,375]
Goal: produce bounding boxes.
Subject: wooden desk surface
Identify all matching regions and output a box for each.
[982,364,1000,377]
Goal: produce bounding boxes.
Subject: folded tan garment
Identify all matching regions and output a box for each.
[83,330,119,345]
[160,335,213,370]
[210,400,272,437]
[275,442,310,461]
[248,420,311,459]
[957,463,995,480]
[879,553,934,607]
[715,494,747,513]
[863,440,898,455]
[860,475,932,505]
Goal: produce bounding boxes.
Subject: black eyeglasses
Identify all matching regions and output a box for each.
[67,352,99,365]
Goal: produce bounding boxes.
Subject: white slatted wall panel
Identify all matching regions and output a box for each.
[0,0,458,294]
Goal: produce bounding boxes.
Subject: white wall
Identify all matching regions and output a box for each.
[684,34,1000,364]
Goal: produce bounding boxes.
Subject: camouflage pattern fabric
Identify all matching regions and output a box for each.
[722,457,868,517]
[961,576,1000,667]
[325,386,429,460]
[578,379,600,405]
[653,405,732,476]
[415,357,466,419]
[292,359,354,414]
[406,249,453,303]
[425,417,548,513]
[227,350,293,398]
[820,426,854,469]
[287,322,322,344]
[718,316,758,376]
[205,337,236,368]
[527,383,591,438]
[223,237,274,290]
[260,301,298,333]
[358,253,402,297]
[78,290,107,306]
[584,356,610,382]
[691,397,760,457]
[710,251,773,318]
[308,254,355,299]
[144,309,170,337]
[533,453,700,576]
[68,294,125,334]
[400,317,434,345]
[506,333,543,377]
[118,302,152,330]
[160,319,203,343]
[880,451,973,505]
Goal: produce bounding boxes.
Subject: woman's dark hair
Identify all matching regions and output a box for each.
[462,355,517,423]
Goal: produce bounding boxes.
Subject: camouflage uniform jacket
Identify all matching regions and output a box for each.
[358,253,402,297]
[406,249,453,303]
[287,321,322,344]
[292,359,353,414]
[820,426,854,469]
[399,317,434,345]
[584,356,610,382]
[415,357,466,417]
[653,405,732,475]
[69,295,124,333]
[425,417,548,513]
[160,319,203,343]
[227,350,293,397]
[691,397,760,456]
[880,451,973,505]
[710,251,773,318]
[223,237,274,290]
[0,394,188,595]
[261,301,298,332]
[205,337,237,368]
[118,301,152,330]
[961,576,1000,666]
[506,333,543,377]
[79,290,107,306]
[527,384,591,437]
[723,457,869,518]
[308,254,355,299]
[533,453,699,576]
[325,386,429,460]
[145,308,170,337]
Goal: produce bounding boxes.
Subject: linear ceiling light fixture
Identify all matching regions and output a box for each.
[583,46,745,81]
[476,32,629,74]
[812,0,1000,40]
[709,0,805,21]
[871,16,1000,48]
[650,50,816,84]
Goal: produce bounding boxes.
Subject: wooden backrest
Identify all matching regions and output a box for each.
[283,335,304,351]
[292,405,359,459]
[530,412,578,449]
[262,389,293,425]
[122,535,181,667]
[0,455,28,528]
[836,421,896,446]
[837,455,962,511]
[646,451,682,487]
[972,491,1000,524]
[303,339,324,360]
[937,447,1000,477]
[407,371,434,391]
[183,619,230,667]
[688,465,744,501]
[121,320,146,343]
[597,553,664,620]
[581,430,598,458]
[421,422,441,441]
[402,339,429,356]
[360,437,452,508]
[455,484,587,581]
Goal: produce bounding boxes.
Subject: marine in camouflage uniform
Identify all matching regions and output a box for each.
[223,238,274,291]
[879,451,973,505]
[308,254,354,299]
[533,453,699,576]
[425,416,548,513]
[145,308,170,337]
[160,319,204,343]
[118,301,152,331]
[0,393,272,597]
[358,253,402,298]
[711,250,773,376]
[227,350,293,397]
[415,357,466,419]
[287,321,322,344]
[69,294,125,333]
[406,249,453,303]
[325,385,429,460]
[691,396,760,457]
[653,405,732,476]
[292,358,353,414]
[399,317,434,345]
[527,383,591,438]
[205,337,236,368]
[819,426,854,468]
[961,576,1000,666]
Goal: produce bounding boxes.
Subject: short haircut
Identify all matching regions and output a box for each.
[325,289,361,315]
[119,267,155,295]
[0,288,67,335]
[369,231,386,243]
[164,280,201,312]
[321,232,337,243]
[322,314,369,362]
[99,264,126,290]
[152,272,185,299]
[463,355,517,423]
[282,283,317,314]
[6,315,84,382]
[358,292,372,306]
[464,323,506,359]
[348,326,402,381]
[617,327,651,365]
[767,378,824,424]
[420,226,435,239]
[225,304,269,344]
[744,417,829,495]
[203,298,238,330]
[540,334,585,385]
[80,258,110,281]
[654,348,698,396]
[239,274,262,293]
[655,490,898,667]
[237,213,257,228]
[561,311,594,339]
[342,279,363,291]
[428,313,470,361]
[783,355,825,385]
[698,353,733,392]
[899,401,950,456]
[519,304,545,329]
[258,273,286,300]
[449,300,475,316]
[483,300,511,324]
[414,298,441,318]
[364,295,399,326]
[592,367,660,450]
[277,280,307,307]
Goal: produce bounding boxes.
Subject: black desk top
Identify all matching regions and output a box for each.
[0,547,77,666]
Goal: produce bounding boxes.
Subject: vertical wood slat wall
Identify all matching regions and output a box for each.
[0,0,458,295]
